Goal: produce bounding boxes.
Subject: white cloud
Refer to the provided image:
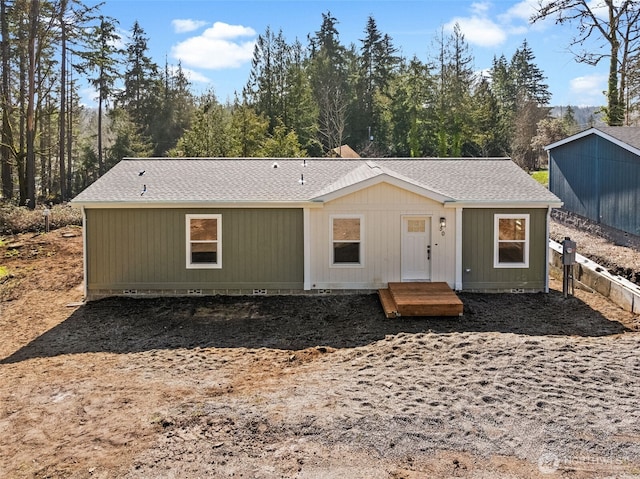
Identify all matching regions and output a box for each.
[569,73,607,106]
[172,19,208,34]
[170,65,210,83]
[171,22,257,70]
[500,0,538,23]
[471,1,491,16]
[445,15,507,47]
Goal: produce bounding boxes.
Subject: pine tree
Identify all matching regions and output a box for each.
[76,15,123,176]
[432,24,475,157]
[118,21,161,151]
[171,92,232,157]
[229,95,268,157]
[308,11,349,153]
[388,57,435,157]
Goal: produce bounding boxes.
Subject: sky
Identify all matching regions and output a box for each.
[83,0,610,108]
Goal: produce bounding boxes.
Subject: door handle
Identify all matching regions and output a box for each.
[427,245,431,260]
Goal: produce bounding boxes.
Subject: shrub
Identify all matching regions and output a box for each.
[0,203,82,235]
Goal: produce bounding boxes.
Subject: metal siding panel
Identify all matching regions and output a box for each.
[551,134,640,235]
[598,144,640,234]
[550,136,599,220]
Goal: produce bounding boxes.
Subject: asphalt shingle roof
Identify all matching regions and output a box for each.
[71,157,561,206]
[596,126,640,149]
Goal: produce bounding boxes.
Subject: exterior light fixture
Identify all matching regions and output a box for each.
[440,217,446,236]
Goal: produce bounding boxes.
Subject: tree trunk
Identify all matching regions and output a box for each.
[67,64,73,196]
[606,0,624,126]
[58,0,67,200]
[0,0,13,200]
[97,68,104,175]
[25,0,39,209]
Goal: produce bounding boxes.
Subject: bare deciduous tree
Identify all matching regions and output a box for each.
[532,0,640,126]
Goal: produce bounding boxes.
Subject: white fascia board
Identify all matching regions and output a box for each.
[544,127,597,150]
[312,174,452,204]
[444,200,563,209]
[545,127,640,156]
[71,200,324,209]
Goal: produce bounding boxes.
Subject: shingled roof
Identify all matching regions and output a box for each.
[71,157,561,207]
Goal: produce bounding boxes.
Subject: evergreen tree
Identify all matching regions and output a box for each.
[76,15,123,176]
[432,24,475,157]
[118,21,161,150]
[151,60,195,155]
[353,16,400,152]
[308,11,349,153]
[388,57,435,157]
[259,123,307,157]
[171,92,232,157]
[285,39,319,155]
[229,95,269,157]
[471,76,503,156]
[510,40,551,106]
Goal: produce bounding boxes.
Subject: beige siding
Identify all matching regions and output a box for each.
[86,208,303,292]
[461,208,548,291]
[309,182,455,289]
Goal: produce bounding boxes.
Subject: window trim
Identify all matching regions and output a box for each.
[494,213,530,268]
[186,214,222,269]
[330,214,364,268]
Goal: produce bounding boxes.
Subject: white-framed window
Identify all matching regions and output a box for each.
[330,215,364,267]
[494,214,529,268]
[186,214,221,269]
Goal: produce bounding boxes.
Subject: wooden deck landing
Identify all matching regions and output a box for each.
[378,282,464,318]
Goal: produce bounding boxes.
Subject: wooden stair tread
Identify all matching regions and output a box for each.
[378,288,398,319]
[378,282,463,317]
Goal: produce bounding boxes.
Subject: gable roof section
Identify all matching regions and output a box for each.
[71,157,561,208]
[545,126,640,156]
[311,161,452,203]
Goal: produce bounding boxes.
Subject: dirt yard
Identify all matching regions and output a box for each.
[1,223,640,479]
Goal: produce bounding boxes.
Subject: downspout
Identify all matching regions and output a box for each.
[81,206,88,299]
[545,206,551,293]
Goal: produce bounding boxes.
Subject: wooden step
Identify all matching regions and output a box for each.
[378,288,398,318]
[379,282,463,317]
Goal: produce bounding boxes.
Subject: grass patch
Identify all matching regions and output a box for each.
[531,170,549,187]
[0,265,8,279]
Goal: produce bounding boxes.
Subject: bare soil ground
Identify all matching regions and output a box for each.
[1,223,640,479]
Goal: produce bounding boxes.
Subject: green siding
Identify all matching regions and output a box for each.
[86,208,304,291]
[462,208,548,291]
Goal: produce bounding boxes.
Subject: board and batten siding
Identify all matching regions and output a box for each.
[85,208,304,293]
[461,208,548,291]
[309,182,456,289]
[550,134,640,235]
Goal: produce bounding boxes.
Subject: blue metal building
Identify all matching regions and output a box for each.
[545,127,640,236]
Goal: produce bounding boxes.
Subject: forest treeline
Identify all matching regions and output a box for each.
[1,0,638,208]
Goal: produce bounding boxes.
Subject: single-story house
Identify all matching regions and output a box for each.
[71,158,562,300]
[545,126,640,235]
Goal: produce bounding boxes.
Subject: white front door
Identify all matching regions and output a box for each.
[401,216,431,281]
